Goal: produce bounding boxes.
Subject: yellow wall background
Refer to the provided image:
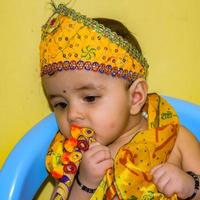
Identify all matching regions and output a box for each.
[1,0,200,199]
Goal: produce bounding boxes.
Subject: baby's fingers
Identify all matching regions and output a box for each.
[155,174,171,194]
[97,159,114,172]
[150,164,164,175]
[89,142,101,148]
[88,142,109,156]
[150,164,166,184]
[93,149,112,163]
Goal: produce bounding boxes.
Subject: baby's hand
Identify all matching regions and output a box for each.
[78,142,113,189]
[150,163,194,199]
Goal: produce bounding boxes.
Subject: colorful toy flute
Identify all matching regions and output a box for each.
[46,125,96,200]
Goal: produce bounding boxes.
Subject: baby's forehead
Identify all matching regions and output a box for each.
[43,70,128,93]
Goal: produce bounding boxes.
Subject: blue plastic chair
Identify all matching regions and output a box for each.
[0,96,199,200]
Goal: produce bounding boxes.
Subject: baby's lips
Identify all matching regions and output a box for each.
[70,124,82,139]
[71,124,81,129]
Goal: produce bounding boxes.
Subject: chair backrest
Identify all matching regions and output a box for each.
[164,96,200,140]
[0,96,199,200]
[0,114,58,200]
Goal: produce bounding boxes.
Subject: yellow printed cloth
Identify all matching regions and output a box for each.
[91,93,179,200]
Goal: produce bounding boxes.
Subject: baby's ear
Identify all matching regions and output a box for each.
[128,78,148,115]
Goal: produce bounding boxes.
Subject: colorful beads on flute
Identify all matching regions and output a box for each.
[46,125,95,199]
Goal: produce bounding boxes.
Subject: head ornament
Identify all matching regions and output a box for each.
[40,3,149,82]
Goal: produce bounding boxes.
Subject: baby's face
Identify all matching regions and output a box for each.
[42,70,133,145]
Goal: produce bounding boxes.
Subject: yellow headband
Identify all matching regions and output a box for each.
[40,4,149,82]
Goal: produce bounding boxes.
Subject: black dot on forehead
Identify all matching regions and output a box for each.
[63,90,66,93]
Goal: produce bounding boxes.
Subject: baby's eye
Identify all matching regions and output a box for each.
[53,102,67,109]
[84,96,98,102]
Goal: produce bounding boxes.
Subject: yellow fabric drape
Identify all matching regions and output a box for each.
[91,93,179,200]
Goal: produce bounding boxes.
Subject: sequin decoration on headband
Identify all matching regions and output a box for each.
[40,3,149,81]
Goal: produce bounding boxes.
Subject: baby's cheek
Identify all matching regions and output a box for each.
[105,117,121,130]
[108,122,117,129]
[100,121,119,140]
[57,119,70,138]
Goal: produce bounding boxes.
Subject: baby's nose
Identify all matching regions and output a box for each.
[67,104,84,124]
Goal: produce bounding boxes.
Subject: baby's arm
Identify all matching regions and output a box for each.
[69,142,113,200]
[151,125,200,199]
[51,142,113,200]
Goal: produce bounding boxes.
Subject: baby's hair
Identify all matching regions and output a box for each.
[93,18,143,87]
[93,18,142,55]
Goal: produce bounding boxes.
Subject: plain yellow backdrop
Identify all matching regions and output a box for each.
[1,0,200,199]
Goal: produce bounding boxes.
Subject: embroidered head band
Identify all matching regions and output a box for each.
[40,3,149,82]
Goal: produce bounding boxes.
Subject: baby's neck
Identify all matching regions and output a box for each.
[108,115,147,158]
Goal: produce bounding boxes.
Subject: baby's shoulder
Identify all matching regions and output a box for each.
[172,125,200,172]
[176,125,199,146]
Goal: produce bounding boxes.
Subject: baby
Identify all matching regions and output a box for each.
[40,3,200,200]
